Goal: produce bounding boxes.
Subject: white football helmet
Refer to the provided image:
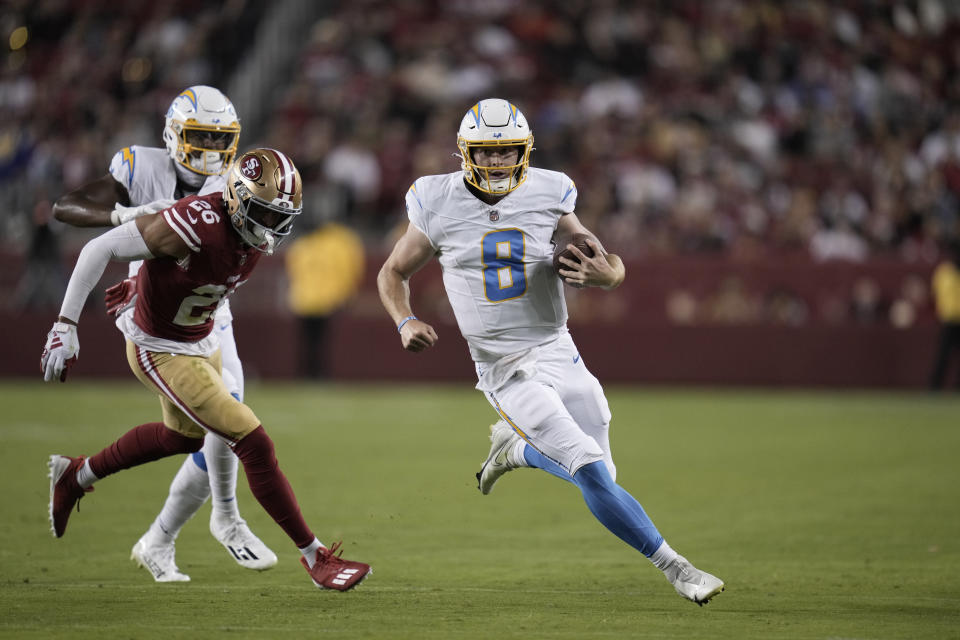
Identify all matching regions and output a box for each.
[224,148,302,255]
[163,85,241,177]
[457,98,534,194]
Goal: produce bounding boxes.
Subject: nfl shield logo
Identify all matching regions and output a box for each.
[489,210,499,222]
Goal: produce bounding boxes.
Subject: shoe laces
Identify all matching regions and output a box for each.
[143,539,178,568]
[156,543,177,566]
[213,518,250,543]
[65,464,93,508]
[673,558,701,585]
[317,541,347,567]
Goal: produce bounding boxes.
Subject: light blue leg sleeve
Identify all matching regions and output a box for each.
[523,444,574,484]
[524,447,664,557]
[572,461,664,557]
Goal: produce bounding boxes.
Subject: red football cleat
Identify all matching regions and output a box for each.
[300,541,371,591]
[48,455,93,538]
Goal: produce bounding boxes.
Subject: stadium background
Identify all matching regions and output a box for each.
[2,4,959,639]
[2,0,958,387]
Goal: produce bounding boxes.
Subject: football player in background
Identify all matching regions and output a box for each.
[378,99,724,605]
[51,86,277,582]
[42,148,371,591]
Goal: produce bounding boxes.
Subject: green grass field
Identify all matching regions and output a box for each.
[1,381,958,639]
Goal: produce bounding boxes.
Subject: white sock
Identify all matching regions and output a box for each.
[650,540,679,572]
[508,438,529,468]
[203,435,241,524]
[76,459,99,489]
[150,455,210,542]
[299,538,324,568]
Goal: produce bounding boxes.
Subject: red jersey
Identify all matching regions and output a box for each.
[133,193,261,342]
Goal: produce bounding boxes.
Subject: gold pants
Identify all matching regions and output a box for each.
[126,340,260,443]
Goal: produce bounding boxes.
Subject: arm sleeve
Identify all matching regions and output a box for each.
[58,221,154,323]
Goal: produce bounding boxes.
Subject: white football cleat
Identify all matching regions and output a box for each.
[210,518,278,570]
[476,421,521,495]
[665,556,724,606]
[131,535,190,583]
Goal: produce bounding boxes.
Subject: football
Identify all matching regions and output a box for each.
[552,233,595,286]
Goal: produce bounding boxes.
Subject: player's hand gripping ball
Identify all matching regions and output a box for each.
[553,233,595,288]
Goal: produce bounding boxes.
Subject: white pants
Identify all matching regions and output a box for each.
[478,333,615,477]
[215,310,244,400]
[203,307,243,478]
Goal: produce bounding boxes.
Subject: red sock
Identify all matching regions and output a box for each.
[88,422,203,479]
[233,426,315,549]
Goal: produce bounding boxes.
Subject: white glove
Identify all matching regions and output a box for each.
[41,322,79,382]
[110,198,176,226]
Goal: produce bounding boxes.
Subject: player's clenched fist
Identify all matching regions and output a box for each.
[400,318,438,352]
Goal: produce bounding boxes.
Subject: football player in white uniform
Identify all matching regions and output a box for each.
[52,86,277,581]
[378,99,724,605]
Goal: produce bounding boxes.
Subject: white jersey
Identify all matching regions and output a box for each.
[109,145,226,276]
[107,145,232,342]
[406,168,578,363]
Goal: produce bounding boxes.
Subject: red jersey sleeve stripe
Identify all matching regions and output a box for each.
[163,210,201,253]
[169,209,202,246]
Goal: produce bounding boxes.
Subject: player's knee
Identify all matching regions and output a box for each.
[605,458,617,482]
[190,451,208,471]
[159,428,204,455]
[233,425,277,467]
[572,460,617,492]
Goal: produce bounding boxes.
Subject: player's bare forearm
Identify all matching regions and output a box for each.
[377,263,438,352]
[377,223,436,324]
[376,263,415,325]
[600,253,625,290]
[53,174,130,228]
[378,226,440,351]
[52,198,112,227]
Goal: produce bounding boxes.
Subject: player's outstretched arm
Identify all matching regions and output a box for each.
[377,224,439,352]
[40,210,191,382]
[41,218,163,382]
[555,212,625,290]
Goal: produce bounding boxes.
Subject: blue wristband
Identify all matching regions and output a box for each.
[397,315,418,333]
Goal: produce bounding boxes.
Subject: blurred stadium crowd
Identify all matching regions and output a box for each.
[4,0,960,255]
[1,0,959,327]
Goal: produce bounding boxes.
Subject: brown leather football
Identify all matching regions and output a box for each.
[553,233,595,285]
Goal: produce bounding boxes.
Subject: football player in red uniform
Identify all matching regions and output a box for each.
[41,148,370,591]
[53,85,276,582]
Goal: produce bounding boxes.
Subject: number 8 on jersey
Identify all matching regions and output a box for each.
[482,228,526,302]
